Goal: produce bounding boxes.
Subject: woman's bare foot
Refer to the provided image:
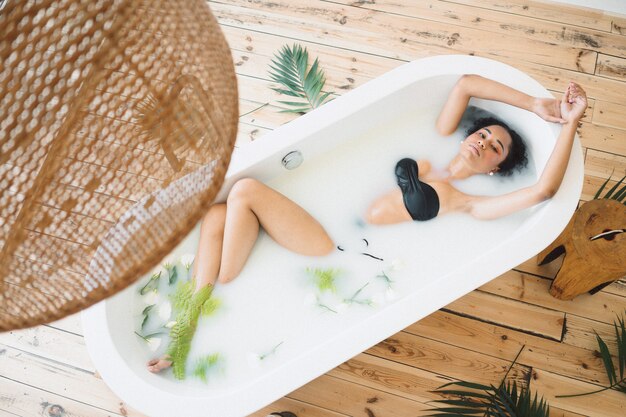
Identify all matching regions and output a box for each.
[147,355,172,373]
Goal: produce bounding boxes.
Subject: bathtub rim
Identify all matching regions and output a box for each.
[82,54,584,417]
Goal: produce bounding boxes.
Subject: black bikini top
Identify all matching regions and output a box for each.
[395,158,440,221]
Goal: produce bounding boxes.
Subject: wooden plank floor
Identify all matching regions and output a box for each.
[2,0,626,416]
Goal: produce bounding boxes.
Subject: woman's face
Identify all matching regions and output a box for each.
[460,125,512,174]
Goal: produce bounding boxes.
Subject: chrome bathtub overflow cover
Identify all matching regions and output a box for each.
[282,150,303,170]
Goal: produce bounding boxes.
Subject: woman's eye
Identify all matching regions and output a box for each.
[479,132,485,138]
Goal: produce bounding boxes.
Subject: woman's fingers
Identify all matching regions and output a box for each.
[562,85,571,104]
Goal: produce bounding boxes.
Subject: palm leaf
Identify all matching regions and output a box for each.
[268,43,333,113]
[279,107,314,114]
[594,170,614,199]
[615,314,625,380]
[271,87,304,98]
[557,311,626,398]
[426,380,549,417]
[277,100,312,107]
[604,174,626,199]
[437,381,493,391]
[613,184,626,202]
[596,330,617,385]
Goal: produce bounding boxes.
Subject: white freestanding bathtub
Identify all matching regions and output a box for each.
[82,55,583,417]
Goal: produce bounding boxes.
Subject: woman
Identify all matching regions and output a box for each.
[147,75,587,375]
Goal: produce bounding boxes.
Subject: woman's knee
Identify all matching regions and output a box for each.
[216,269,237,284]
[227,178,262,206]
[312,235,336,256]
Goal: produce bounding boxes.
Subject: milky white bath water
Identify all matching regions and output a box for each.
[132,90,538,394]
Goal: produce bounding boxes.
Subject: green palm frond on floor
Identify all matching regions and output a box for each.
[268,44,333,114]
[425,380,550,417]
[425,346,550,417]
[594,171,626,204]
[557,311,626,397]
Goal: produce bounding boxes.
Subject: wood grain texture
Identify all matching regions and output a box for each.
[366,331,531,386]
[0,375,127,417]
[441,0,616,32]
[479,270,626,325]
[213,0,599,73]
[249,397,348,417]
[596,53,626,81]
[405,310,611,386]
[332,0,620,60]
[593,99,626,130]
[444,289,566,340]
[530,368,626,416]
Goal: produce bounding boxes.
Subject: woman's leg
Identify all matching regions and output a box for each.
[217,178,335,284]
[148,204,226,373]
[148,179,334,373]
[192,203,227,292]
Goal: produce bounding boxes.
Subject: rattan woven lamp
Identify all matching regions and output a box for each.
[0,0,238,331]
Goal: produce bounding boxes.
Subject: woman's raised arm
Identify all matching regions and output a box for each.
[436,74,566,136]
[466,82,588,220]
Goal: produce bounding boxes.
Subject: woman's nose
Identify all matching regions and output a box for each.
[477,140,486,149]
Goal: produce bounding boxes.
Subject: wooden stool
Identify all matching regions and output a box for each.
[537,199,626,300]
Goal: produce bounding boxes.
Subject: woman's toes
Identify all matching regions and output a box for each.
[146,357,172,373]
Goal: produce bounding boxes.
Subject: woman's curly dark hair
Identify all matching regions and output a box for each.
[466,116,528,177]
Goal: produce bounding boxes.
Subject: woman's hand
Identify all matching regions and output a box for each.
[560,82,588,123]
[532,97,567,124]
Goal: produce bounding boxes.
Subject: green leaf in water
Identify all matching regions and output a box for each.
[344,282,373,306]
[306,267,341,293]
[139,271,162,295]
[141,304,156,330]
[168,266,178,285]
[192,353,220,383]
[200,297,222,317]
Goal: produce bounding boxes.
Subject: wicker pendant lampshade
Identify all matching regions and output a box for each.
[0,0,238,331]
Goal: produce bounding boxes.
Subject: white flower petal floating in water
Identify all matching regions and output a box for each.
[146,337,162,352]
[180,254,195,270]
[246,352,262,369]
[158,301,172,321]
[142,289,160,305]
[165,320,177,328]
[161,255,176,269]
